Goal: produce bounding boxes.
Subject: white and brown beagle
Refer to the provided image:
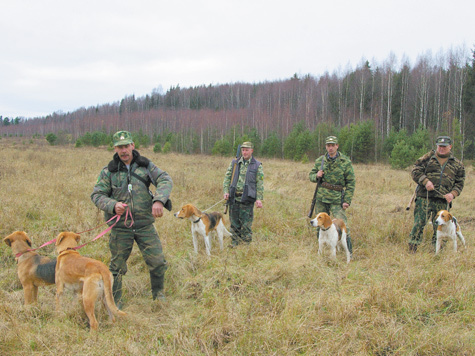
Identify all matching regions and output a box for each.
[174,204,231,255]
[310,212,350,263]
[435,210,465,254]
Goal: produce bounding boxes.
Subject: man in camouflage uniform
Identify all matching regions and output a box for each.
[223,141,264,247]
[309,136,356,253]
[408,136,465,252]
[91,131,173,304]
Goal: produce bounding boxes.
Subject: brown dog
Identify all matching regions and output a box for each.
[4,231,56,304]
[54,231,126,331]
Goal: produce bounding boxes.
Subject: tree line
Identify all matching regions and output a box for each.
[2,45,474,164]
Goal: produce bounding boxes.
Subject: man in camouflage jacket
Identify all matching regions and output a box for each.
[223,141,264,247]
[408,136,465,252]
[309,136,356,253]
[91,131,173,303]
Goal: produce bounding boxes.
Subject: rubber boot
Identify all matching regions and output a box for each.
[346,235,353,255]
[151,273,166,302]
[112,274,123,308]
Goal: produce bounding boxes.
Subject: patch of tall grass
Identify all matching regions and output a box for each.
[0,140,474,355]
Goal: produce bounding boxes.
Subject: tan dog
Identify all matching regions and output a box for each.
[174,204,231,255]
[310,212,351,263]
[435,210,466,254]
[4,231,56,304]
[55,231,126,331]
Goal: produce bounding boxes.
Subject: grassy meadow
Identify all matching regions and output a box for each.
[1,138,474,355]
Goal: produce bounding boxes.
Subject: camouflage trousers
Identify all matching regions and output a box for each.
[229,201,254,245]
[109,224,168,278]
[409,197,449,245]
[315,200,352,253]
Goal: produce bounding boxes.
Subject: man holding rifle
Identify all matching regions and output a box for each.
[223,142,264,247]
[309,136,355,254]
[408,136,465,252]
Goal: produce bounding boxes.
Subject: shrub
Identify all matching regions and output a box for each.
[162,142,171,153]
[45,133,57,146]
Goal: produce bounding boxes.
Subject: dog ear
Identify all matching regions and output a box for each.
[25,235,32,247]
[74,234,81,243]
[55,233,65,246]
[447,212,453,221]
[3,236,12,247]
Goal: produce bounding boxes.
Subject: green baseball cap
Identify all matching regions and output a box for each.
[325,136,338,144]
[113,131,134,146]
[436,136,451,146]
[241,141,253,148]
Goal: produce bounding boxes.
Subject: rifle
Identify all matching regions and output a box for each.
[307,157,325,218]
[224,144,241,214]
[406,186,419,211]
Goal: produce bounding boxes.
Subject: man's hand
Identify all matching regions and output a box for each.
[255,200,263,208]
[114,202,127,215]
[152,201,164,218]
[444,193,455,203]
[316,170,324,178]
[224,193,229,200]
[342,202,350,210]
[425,181,435,191]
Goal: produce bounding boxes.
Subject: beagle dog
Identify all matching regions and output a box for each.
[310,212,351,263]
[3,231,56,304]
[55,232,126,331]
[435,210,465,254]
[174,204,231,255]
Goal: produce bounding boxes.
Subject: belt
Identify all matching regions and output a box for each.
[320,182,344,192]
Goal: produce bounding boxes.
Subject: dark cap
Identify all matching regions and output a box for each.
[325,136,338,144]
[113,131,134,147]
[241,141,253,149]
[436,136,452,146]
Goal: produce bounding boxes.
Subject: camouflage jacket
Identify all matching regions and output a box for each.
[91,150,173,229]
[309,152,355,205]
[223,156,264,202]
[412,150,465,199]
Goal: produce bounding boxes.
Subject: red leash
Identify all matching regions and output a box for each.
[72,205,134,250]
[70,215,120,250]
[15,205,134,257]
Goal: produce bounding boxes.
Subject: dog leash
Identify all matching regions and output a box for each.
[202,199,226,212]
[71,214,121,250]
[14,214,122,258]
[72,204,134,250]
[15,205,133,257]
[15,238,58,258]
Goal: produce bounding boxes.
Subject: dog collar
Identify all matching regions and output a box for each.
[320,225,331,231]
[15,250,32,258]
[193,217,201,223]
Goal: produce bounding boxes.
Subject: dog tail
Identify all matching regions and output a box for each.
[101,270,126,318]
[218,218,232,236]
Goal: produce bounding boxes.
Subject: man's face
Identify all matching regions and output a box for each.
[114,143,135,165]
[325,143,338,157]
[241,147,253,160]
[436,144,452,155]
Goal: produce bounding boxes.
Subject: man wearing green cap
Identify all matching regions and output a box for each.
[309,136,356,254]
[223,141,264,247]
[91,130,173,304]
[408,136,465,252]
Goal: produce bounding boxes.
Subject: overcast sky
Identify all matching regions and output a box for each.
[1,0,473,119]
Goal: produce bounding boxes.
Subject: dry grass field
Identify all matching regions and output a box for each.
[1,138,474,355]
